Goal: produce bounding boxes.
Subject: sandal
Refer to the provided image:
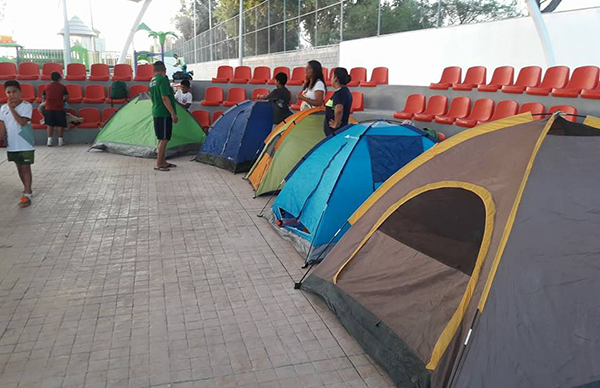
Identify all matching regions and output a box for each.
[165,163,177,168]
[19,196,31,208]
[154,166,170,172]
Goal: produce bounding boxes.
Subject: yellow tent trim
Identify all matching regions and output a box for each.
[348,113,535,225]
[331,181,495,371]
[476,114,556,311]
[583,115,600,129]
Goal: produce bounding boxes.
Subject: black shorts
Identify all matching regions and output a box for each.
[44,110,67,128]
[154,117,173,140]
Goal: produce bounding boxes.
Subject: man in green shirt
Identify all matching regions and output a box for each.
[149,61,178,171]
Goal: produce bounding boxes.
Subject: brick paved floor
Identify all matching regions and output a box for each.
[0,146,394,388]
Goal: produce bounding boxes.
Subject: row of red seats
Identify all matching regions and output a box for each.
[200,86,365,113]
[0,83,149,104]
[191,110,224,130]
[431,65,600,98]
[31,107,118,129]
[394,94,578,127]
[212,66,388,87]
[0,62,153,82]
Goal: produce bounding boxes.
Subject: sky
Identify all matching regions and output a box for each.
[0,0,598,53]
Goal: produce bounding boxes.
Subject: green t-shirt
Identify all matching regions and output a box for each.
[149,74,177,118]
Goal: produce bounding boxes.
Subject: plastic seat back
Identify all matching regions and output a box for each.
[322,68,329,82]
[212,111,224,123]
[80,108,101,124]
[85,84,106,100]
[134,64,154,81]
[272,66,290,79]
[36,85,47,102]
[130,85,149,98]
[351,92,364,112]
[368,67,389,85]
[290,67,305,82]
[233,66,251,80]
[65,63,86,80]
[113,64,132,81]
[468,99,494,121]
[438,66,462,84]
[0,85,5,103]
[20,84,35,102]
[563,66,599,90]
[489,100,519,121]
[514,66,542,87]
[348,67,367,85]
[66,84,83,101]
[488,66,514,86]
[403,94,426,114]
[446,97,471,118]
[192,110,211,129]
[226,88,246,104]
[0,62,17,80]
[519,102,545,119]
[251,67,270,82]
[204,87,224,104]
[101,108,118,124]
[463,66,486,85]
[32,109,44,126]
[90,64,110,80]
[539,66,570,89]
[41,63,63,80]
[17,62,39,80]
[423,95,448,116]
[252,88,269,101]
[215,65,234,80]
[548,105,578,122]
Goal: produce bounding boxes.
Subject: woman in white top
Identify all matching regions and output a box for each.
[296,60,326,111]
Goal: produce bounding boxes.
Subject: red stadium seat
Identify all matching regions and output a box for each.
[0,85,6,103]
[129,84,149,98]
[430,66,461,90]
[32,109,45,129]
[66,84,83,103]
[134,64,153,81]
[452,66,486,91]
[322,67,329,83]
[230,66,252,84]
[105,82,128,104]
[581,78,600,99]
[65,63,86,81]
[249,66,271,84]
[192,109,210,129]
[478,66,514,92]
[201,87,224,106]
[326,67,337,87]
[518,102,545,119]
[35,84,47,103]
[413,95,448,122]
[0,62,17,80]
[17,62,39,80]
[21,84,35,103]
[223,88,246,107]
[268,67,290,85]
[78,108,102,128]
[455,99,494,128]
[393,94,425,120]
[212,66,234,83]
[83,84,106,104]
[288,67,305,86]
[89,64,110,81]
[112,64,132,81]
[526,66,569,96]
[252,88,269,101]
[41,63,63,80]
[486,100,519,123]
[101,108,118,125]
[434,97,471,124]
[361,67,389,87]
[502,66,542,94]
[551,66,599,98]
[350,92,364,113]
[212,111,224,123]
[548,105,578,122]
[347,67,367,87]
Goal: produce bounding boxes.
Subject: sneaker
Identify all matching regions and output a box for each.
[19,195,31,208]
[47,138,53,147]
[58,138,64,147]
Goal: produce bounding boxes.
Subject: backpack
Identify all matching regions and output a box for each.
[110,81,128,100]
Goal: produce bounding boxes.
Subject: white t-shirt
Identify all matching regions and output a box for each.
[0,102,34,152]
[300,80,326,110]
[175,90,193,107]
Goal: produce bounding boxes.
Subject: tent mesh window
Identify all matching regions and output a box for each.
[366,135,425,187]
[379,187,485,276]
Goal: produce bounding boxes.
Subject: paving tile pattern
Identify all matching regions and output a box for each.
[0,146,394,388]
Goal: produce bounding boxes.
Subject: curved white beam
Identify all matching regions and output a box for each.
[118,0,153,64]
[525,0,556,66]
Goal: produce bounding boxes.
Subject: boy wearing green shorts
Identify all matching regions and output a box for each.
[0,80,35,207]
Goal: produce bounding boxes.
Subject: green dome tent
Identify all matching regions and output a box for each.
[91,94,205,158]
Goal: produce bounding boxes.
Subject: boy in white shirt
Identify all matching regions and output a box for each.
[0,81,35,208]
[175,80,193,110]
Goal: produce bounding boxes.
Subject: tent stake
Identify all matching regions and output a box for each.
[294,262,316,289]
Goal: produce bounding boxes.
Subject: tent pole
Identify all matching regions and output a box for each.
[525,0,556,66]
[118,0,153,64]
[257,179,285,217]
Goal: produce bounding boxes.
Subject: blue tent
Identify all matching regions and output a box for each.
[269,120,437,264]
[194,101,273,172]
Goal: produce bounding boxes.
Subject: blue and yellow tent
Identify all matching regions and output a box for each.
[269,120,437,263]
[193,101,273,172]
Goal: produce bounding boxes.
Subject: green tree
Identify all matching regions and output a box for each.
[436,0,523,26]
[172,0,214,41]
[535,0,562,13]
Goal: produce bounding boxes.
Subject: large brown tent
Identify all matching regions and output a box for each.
[302,113,600,388]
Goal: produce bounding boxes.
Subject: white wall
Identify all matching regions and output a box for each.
[339,7,600,86]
